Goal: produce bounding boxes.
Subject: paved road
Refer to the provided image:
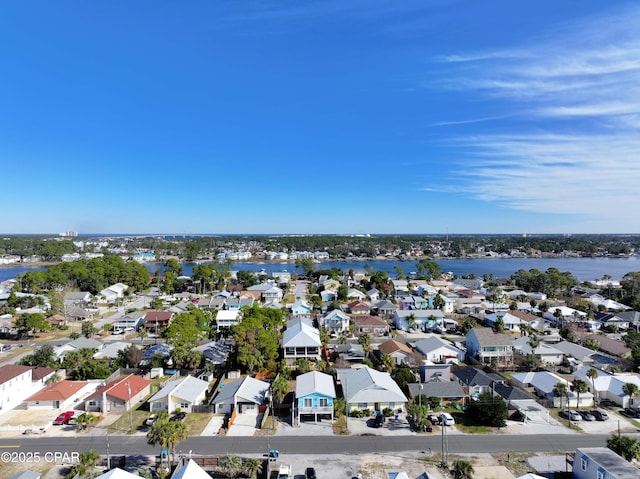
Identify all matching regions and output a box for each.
[0,433,618,457]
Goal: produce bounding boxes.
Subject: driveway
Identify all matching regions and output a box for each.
[226,413,262,437]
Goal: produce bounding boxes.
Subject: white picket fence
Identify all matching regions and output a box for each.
[1,421,51,433]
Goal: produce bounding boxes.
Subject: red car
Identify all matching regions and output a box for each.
[53,411,75,425]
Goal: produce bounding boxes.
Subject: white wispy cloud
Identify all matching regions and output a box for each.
[431,4,640,230]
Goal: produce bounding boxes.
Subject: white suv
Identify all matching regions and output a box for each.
[440,412,455,426]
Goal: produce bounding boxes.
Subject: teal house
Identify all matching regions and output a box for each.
[295,371,336,425]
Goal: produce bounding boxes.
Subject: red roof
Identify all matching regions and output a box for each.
[85,374,151,402]
[27,380,88,401]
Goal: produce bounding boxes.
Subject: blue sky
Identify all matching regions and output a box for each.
[2,1,639,235]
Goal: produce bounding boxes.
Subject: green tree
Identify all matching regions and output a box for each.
[74,449,101,478]
[607,434,640,462]
[571,378,588,410]
[81,321,99,338]
[75,413,99,432]
[358,333,371,354]
[18,344,58,368]
[295,258,315,277]
[242,457,263,479]
[15,312,50,338]
[433,294,446,310]
[163,312,201,348]
[622,382,639,404]
[232,306,283,374]
[379,353,395,372]
[270,375,290,406]
[553,382,568,411]
[147,412,188,468]
[586,368,599,406]
[149,297,164,310]
[220,454,243,479]
[521,354,542,371]
[452,459,474,479]
[467,393,507,427]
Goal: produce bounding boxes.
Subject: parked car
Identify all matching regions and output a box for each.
[578,410,595,421]
[305,467,317,479]
[170,412,187,422]
[559,410,581,421]
[427,414,441,425]
[373,413,385,428]
[53,411,75,425]
[440,412,455,426]
[1,344,12,351]
[145,414,157,426]
[623,407,640,418]
[590,409,609,421]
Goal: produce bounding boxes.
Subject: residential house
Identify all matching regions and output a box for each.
[348,301,371,315]
[407,380,466,407]
[215,310,241,331]
[247,281,283,303]
[392,310,445,331]
[573,447,639,479]
[320,290,337,303]
[511,371,593,408]
[543,306,586,325]
[93,342,134,360]
[377,339,417,366]
[99,283,128,303]
[391,280,409,294]
[295,371,336,424]
[574,367,640,408]
[552,340,598,367]
[0,365,39,412]
[25,380,94,410]
[484,311,528,332]
[373,300,398,319]
[335,343,366,362]
[195,341,232,366]
[419,364,451,383]
[46,314,66,328]
[290,300,313,317]
[512,337,564,366]
[64,291,92,305]
[321,278,340,291]
[321,309,350,335]
[226,297,254,310]
[347,289,367,301]
[366,289,380,302]
[414,336,465,364]
[112,311,145,333]
[283,317,322,364]
[352,315,389,337]
[211,376,269,415]
[143,311,174,332]
[338,366,407,414]
[575,332,631,359]
[171,459,213,479]
[465,327,514,366]
[148,375,210,413]
[84,374,151,413]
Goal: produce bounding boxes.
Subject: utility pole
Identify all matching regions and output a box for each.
[127,380,133,433]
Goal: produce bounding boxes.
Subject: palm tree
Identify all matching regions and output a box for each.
[138,328,148,345]
[76,449,101,478]
[554,382,568,410]
[622,382,639,407]
[452,459,474,479]
[571,379,588,410]
[75,413,99,432]
[146,412,172,470]
[527,334,540,350]
[586,369,599,406]
[243,457,263,478]
[270,375,290,406]
[379,353,395,372]
[406,313,417,331]
[220,454,243,479]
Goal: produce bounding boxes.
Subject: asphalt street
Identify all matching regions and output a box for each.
[0,433,617,457]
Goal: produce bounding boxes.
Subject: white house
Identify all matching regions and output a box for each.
[414,336,465,364]
[99,283,128,303]
[512,337,564,365]
[25,380,96,410]
[211,376,269,415]
[148,376,210,413]
[215,310,241,331]
[338,366,407,414]
[0,365,41,413]
[283,317,322,364]
[321,309,351,335]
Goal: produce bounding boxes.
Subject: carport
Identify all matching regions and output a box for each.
[510,399,550,424]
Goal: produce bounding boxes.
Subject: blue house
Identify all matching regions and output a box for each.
[295,371,336,424]
[573,447,639,479]
[320,290,337,302]
[290,300,313,317]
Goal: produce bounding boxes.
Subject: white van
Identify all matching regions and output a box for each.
[440,412,455,426]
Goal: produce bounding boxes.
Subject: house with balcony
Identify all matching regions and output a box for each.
[283,317,322,364]
[215,310,241,331]
[295,371,336,424]
[321,309,351,335]
[465,327,514,366]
